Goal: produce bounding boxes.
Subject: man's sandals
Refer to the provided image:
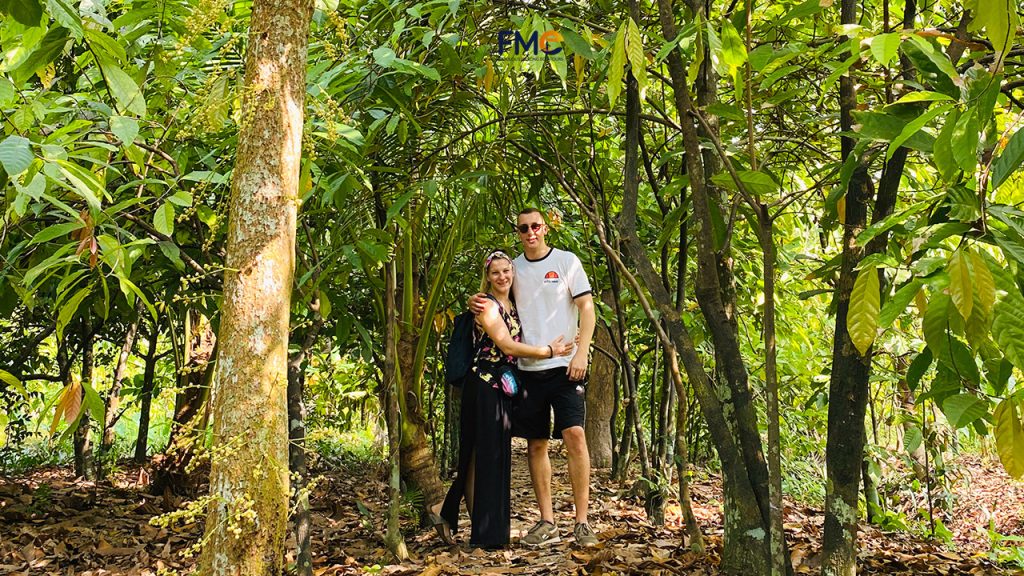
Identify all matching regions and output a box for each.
[428,512,454,545]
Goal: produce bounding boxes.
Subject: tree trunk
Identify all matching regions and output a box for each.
[673,363,704,552]
[151,314,216,496]
[822,0,913,569]
[135,321,159,464]
[99,305,142,477]
[287,312,321,576]
[197,0,312,571]
[585,295,616,469]
[75,314,94,480]
[759,212,787,576]
[383,259,409,560]
[862,428,881,523]
[397,331,445,511]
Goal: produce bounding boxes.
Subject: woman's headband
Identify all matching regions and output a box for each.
[484,250,512,269]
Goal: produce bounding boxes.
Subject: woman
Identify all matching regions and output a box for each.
[429,250,572,548]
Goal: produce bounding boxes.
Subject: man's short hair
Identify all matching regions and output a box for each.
[518,207,546,221]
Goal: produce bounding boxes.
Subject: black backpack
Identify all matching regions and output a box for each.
[444,311,475,386]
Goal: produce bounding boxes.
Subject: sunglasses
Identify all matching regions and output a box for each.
[516,222,544,234]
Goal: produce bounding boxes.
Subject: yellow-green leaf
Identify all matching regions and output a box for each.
[0,369,27,397]
[50,378,82,437]
[948,249,973,320]
[607,23,627,108]
[976,0,1019,56]
[153,201,175,237]
[970,249,995,315]
[995,398,1024,479]
[574,53,586,92]
[625,17,647,100]
[993,294,1024,371]
[848,266,880,355]
[57,287,89,342]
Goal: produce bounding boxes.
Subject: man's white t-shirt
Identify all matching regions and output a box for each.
[513,247,592,372]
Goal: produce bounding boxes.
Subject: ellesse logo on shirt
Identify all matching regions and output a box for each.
[543,271,560,284]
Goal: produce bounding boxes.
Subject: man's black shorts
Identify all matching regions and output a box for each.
[512,366,586,439]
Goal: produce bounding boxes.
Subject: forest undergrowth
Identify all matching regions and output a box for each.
[1,440,1019,575]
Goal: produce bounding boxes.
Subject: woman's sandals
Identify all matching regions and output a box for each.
[428,512,455,545]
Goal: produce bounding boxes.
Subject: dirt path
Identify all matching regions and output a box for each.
[0,440,1018,575]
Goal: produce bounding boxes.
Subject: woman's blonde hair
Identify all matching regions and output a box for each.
[479,250,514,293]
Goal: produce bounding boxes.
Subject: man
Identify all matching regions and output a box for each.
[471,207,598,547]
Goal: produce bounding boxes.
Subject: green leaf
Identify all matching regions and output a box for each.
[992,229,1024,265]
[167,190,192,207]
[905,35,961,84]
[46,0,83,37]
[906,347,932,392]
[941,393,987,428]
[933,108,959,181]
[391,58,439,81]
[951,110,979,173]
[975,0,1019,55]
[904,425,923,454]
[994,398,1024,479]
[84,29,127,63]
[158,241,184,271]
[856,201,931,247]
[987,358,1013,396]
[607,23,627,108]
[153,201,175,237]
[923,293,952,362]
[891,90,954,105]
[0,369,28,397]
[948,249,973,320]
[373,46,396,67]
[98,60,146,117]
[109,116,139,146]
[992,294,1024,372]
[719,19,747,71]
[778,0,828,24]
[53,159,103,211]
[56,287,89,341]
[869,33,901,66]
[12,27,70,86]
[318,289,331,319]
[970,250,995,316]
[30,221,83,244]
[851,110,934,152]
[848,266,880,355]
[117,276,156,322]
[947,338,980,385]
[880,279,922,328]
[1,0,42,26]
[710,169,779,196]
[0,136,33,176]
[886,104,952,161]
[561,28,595,59]
[992,127,1024,191]
[625,17,647,99]
[945,186,980,222]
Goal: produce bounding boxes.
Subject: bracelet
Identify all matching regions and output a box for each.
[547,345,553,358]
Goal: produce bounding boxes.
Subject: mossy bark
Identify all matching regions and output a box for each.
[585,303,615,469]
[197,0,313,572]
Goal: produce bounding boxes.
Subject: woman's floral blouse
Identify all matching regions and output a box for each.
[471,296,521,385]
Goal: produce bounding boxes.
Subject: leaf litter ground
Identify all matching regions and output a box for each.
[0,440,1020,575]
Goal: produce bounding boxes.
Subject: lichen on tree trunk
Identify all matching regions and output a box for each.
[197,0,313,573]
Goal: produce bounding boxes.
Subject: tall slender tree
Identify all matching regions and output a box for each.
[198,0,314,572]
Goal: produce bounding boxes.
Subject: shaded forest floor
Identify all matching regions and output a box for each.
[1,441,1021,575]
